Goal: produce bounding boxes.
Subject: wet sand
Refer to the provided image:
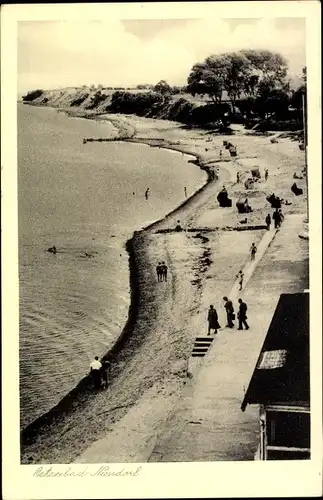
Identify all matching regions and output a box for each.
[21,112,307,463]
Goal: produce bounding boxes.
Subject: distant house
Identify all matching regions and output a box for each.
[241,292,310,460]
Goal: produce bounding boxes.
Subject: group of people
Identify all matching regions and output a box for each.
[207,297,249,334]
[265,208,284,230]
[89,357,111,389]
[156,261,168,282]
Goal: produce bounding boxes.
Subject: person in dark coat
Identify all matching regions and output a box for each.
[223,296,235,328]
[237,298,249,330]
[156,262,162,282]
[161,261,168,282]
[278,209,284,224]
[207,305,220,335]
[265,213,271,230]
[273,208,281,228]
[100,360,111,389]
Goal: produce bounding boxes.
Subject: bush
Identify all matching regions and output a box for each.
[167,98,195,122]
[85,91,108,110]
[22,89,44,102]
[190,102,231,126]
[70,94,89,107]
[246,119,303,132]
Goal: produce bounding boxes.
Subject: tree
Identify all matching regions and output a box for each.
[241,49,289,97]
[187,49,290,112]
[187,61,224,104]
[154,80,172,95]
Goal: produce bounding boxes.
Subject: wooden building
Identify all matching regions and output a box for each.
[241,292,310,460]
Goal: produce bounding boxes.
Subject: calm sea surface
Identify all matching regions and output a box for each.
[18,104,206,429]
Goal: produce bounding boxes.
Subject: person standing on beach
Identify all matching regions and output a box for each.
[250,243,257,260]
[278,209,284,225]
[207,305,220,335]
[237,298,249,330]
[156,262,162,282]
[237,172,240,183]
[100,360,111,389]
[273,208,281,228]
[223,297,235,328]
[265,168,269,181]
[145,188,149,200]
[161,261,168,282]
[184,186,187,198]
[90,356,102,389]
[265,213,271,230]
[236,270,244,291]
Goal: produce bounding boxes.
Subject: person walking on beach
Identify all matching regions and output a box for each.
[237,298,249,330]
[207,305,220,335]
[250,242,257,260]
[145,188,149,200]
[264,168,269,181]
[223,296,235,328]
[184,186,187,198]
[161,261,168,282]
[236,270,244,291]
[237,172,240,183]
[100,360,111,389]
[156,262,162,282]
[90,356,102,389]
[265,213,271,230]
[273,208,281,229]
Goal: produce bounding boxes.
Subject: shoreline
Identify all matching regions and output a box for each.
[20,107,214,448]
[20,105,307,463]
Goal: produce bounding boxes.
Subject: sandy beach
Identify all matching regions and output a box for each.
[21,111,307,464]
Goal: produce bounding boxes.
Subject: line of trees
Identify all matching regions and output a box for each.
[186,49,306,126]
[22,49,306,131]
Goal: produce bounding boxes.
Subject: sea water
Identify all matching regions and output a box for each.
[18,104,206,429]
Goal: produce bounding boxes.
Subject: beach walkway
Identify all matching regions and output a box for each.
[149,213,309,462]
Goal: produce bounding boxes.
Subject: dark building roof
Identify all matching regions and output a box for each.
[241,293,309,411]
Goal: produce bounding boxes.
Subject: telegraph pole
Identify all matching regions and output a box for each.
[302,92,309,224]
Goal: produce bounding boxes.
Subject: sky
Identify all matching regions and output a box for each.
[18,17,306,93]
